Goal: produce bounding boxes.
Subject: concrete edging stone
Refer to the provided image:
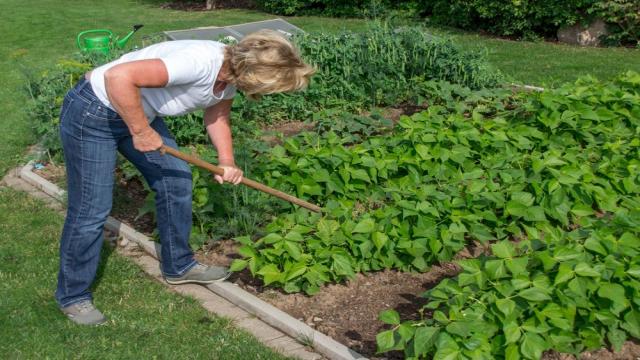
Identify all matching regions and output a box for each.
[18,162,367,360]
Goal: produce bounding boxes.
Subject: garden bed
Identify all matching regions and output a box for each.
[33,150,640,360]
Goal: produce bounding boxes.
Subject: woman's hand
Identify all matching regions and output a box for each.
[132,127,163,152]
[215,165,243,185]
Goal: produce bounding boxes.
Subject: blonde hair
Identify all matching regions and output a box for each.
[224,30,315,100]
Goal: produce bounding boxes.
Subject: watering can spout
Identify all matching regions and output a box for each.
[116,24,144,49]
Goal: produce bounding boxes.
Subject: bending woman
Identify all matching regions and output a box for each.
[56,30,314,325]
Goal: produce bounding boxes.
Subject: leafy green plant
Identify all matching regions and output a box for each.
[24,58,91,159]
[376,217,640,359]
[24,52,122,160]
[590,0,640,46]
[230,72,640,296]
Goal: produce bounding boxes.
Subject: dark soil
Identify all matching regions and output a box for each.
[195,239,463,359]
[112,171,156,235]
[159,0,256,11]
[260,120,316,145]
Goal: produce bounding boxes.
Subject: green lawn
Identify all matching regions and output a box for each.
[446,30,640,87]
[1,0,639,357]
[0,189,287,359]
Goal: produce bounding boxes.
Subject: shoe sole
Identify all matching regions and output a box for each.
[165,272,232,285]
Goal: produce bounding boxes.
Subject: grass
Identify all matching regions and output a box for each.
[0,0,638,357]
[442,29,640,87]
[0,189,288,359]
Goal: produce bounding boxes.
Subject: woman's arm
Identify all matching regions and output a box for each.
[204,100,243,185]
[104,59,168,152]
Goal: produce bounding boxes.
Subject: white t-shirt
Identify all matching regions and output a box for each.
[90,40,236,121]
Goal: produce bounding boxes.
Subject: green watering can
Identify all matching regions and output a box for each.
[77,24,144,55]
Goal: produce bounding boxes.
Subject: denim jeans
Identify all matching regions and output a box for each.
[55,78,197,307]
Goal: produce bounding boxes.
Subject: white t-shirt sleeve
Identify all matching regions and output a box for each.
[160,52,210,86]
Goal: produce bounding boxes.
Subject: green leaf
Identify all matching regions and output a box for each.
[332,254,355,277]
[505,343,521,360]
[520,333,547,360]
[234,235,252,245]
[506,200,528,218]
[378,309,400,325]
[353,218,375,233]
[575,263,601,278]
[284,262,307,281]
[492,241,516,258]
[554,263,575,285]
[485,259,508,279]
[283,241,302,261]
[524,206,546,222]
[372,232,388,250]
[621,310,640,338]
[585,236,608,256]
[518,287,551,302]
[413,326,439,355]
[506,257,529,276]
[598,283,629,310]
[350,168,371,183]
[257,264,283,285]
[261,233,283,244]
[627,265,640,278]
[512,192,535,206]
[284,231,304,242]
[434,333,461,360]
[238,245,257,258]
[496,298,517,318]
[229,259,248,272]
[376,330,396,352]
[415,144,431,160]
[608,328,626,352]
[503,322,521,344]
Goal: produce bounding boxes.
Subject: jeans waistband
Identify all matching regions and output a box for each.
[71,77,121,120]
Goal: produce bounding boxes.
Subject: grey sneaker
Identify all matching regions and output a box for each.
[165,263,230,285]
[61,300,107,326]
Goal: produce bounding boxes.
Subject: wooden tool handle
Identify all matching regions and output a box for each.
[160,145,322,213]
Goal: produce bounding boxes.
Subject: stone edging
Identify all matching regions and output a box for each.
[18,162,367,360]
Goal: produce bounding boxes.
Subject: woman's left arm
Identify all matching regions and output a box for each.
[204,100,243,185]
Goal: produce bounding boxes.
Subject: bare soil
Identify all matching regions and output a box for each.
[196,239,463,358]
[260,120,316,145]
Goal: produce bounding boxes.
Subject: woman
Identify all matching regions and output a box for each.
[56,30,315,325]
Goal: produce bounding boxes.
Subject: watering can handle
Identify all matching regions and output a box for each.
[76,29,113,50]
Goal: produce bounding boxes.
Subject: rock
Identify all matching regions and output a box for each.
[557,19,608,47]
[313,316,323,322]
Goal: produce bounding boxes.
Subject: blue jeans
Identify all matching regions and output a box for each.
[55,78,197,307]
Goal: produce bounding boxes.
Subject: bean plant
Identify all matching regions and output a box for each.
[230,72,640,302]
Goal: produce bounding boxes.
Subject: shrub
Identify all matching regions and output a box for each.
[422,0,596,39]
[253,0,412,17]
[590,0,640,46]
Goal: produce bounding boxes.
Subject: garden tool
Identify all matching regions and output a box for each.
[160,145,322,213]
[77,24,144,55]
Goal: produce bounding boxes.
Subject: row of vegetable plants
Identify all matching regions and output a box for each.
[226,72,640,357]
